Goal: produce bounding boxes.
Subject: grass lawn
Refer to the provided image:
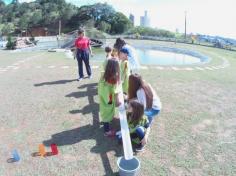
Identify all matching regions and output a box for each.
[0,40,236,176]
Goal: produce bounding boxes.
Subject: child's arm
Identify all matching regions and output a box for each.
[89,45,93,56]
[141,127,150,146]
[114,82,122,107]
[115,93,121,107]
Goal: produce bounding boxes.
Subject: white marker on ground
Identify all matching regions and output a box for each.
[48,66,56,69]
[156,66,164,70]
[171,67,179,70]
[13,67,19,70]
[184,67,194,71]
[61,66,69,69]
[91,66,99,69]
[205,67,213,70]
[7,66,15,68]
[140,66,148,69]
[195,67,204,71]
[211,66,218,69]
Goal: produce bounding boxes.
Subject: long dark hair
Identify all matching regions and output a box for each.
[127,100,144,126]
[128,74,153,109]
[103,59,120,84]
[114,38,126,51]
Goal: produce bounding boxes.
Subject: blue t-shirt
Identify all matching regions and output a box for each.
[122,44,140,71]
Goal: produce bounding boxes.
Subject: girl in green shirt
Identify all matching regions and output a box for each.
[98,59,122,137]
[127,99,150,152]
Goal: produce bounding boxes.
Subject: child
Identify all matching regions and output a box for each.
[101,46,112,72]
[127,99,150,152]
[105,46,112,59]
[118,48,131,95]
[111,48,119,58]
[128,73,162,125]
[102,46,118,71]
[98,59,122,137]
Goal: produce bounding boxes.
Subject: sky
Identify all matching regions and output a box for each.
[3,0,236,39]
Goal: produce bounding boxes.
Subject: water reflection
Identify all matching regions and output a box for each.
[136,49,202,65]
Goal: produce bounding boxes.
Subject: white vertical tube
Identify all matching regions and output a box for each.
[118,91,133,160]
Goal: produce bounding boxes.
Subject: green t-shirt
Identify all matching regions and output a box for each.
[128,115,149,144]
[98,78,122,123]
[120,60,130,94]
[128,115,149,134]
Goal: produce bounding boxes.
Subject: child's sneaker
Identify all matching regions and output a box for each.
[135,144,145,152]
[104,130,116,137]
[116,131,122,144]
[77,77,83,81]
[115,130,121,136]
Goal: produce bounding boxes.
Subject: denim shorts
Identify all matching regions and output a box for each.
[144,108,160,125]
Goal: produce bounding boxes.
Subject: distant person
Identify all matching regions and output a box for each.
[114,38,126,51]
[114,38,140,71]
[100,46,112,72]
[128,73,162,125]
[105,46,112,59]
[102,46,118,71]
[75,28,93,81]
[98,59,122,137]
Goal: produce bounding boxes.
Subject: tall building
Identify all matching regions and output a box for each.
[140,10,150,27]
[129,14,135,26]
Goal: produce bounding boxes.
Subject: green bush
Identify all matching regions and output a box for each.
[126,26,175,38]
[6,35,16,50]
[97,21,111,33]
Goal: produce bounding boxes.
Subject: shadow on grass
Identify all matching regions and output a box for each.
[43,83,121,176]
[34,79,77,87]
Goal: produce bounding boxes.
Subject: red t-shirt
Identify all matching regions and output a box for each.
[75,37,90,50]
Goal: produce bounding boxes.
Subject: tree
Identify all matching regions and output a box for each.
[126,26,175,38]
[0,0,132,35]
[97,21,111,33]
[0,0,5,12]
[2,23,15,35]
[110,12,132,34]
[19,15,29,31]
[30,10,43,26]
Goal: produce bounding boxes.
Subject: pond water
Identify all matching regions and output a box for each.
[136,48,204,65]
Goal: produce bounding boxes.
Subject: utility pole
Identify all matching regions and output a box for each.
[59,20,61,36]
[185,11,187,41]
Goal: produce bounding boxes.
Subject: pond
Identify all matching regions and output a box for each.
[136,48,208,66]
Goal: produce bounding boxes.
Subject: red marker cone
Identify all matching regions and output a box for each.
[51,144,58,155]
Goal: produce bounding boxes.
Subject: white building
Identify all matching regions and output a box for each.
[129,14,135,26]
[140,11,150,27]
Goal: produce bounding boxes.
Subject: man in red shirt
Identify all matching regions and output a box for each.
[75,28,93,81]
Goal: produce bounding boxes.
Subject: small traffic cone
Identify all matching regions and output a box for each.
[50,144,58,155]
[39,144,46,157]
[12,149,20,162]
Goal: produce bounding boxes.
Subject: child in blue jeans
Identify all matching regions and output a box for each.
[128,73,162,125]
[117,99,150,152]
